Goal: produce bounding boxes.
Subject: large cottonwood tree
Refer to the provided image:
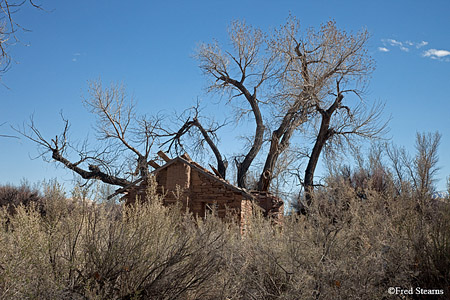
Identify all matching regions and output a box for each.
[195,17,385,204]
[22,17,386,208]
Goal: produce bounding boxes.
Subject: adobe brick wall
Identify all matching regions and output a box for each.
[189,168,244,219]
[122,158,284,227]
[240,199,253,234]
[162,160,191,210]
[252,191,284,222]
[165,160,190,191]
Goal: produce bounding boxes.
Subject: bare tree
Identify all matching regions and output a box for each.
[21,17,386,207]
[196,20,277,188]
[386,132,441,198]
[413,131,441,197]
[386,142,410,195]
[17,80,163,187]
[273,19,386,205]
[0,0,42,75]
[197,17,386,204]
[161,103,228,179]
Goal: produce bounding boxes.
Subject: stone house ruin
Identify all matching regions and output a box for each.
[111,152,283,227]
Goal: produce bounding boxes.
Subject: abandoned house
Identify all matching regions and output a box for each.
[111,152,284,227]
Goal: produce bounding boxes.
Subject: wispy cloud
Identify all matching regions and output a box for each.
[380,38,449,62]
[72,52,82,62]
[399,46,409,52]
[381,39,429,53]
[385,39,403,47]
[422,49,450,61]
[382,39,409,52]
[416,41,428,48]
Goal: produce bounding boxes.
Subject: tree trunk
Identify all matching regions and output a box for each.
[303,94,343,206]
[257,98,306,191]
[192,118,227,179]
[51,149,131,187]
[220,78,264,189]
[258,132,281,191]
[235,111,264,188]
[304,115,330,205]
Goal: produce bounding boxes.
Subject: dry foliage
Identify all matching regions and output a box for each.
[0,174,449,299]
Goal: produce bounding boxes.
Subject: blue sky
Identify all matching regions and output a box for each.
[0,0,449,192]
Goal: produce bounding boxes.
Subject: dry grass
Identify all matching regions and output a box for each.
[0,177,449,299]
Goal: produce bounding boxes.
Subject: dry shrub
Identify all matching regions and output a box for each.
[407,198,450,297]
[0,180,229,300]
[208,180,448,300]
[0,183,43,216]
[1,177,449,299]
[216,192,399,299]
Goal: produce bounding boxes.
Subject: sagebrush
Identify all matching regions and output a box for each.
[0,177,449,299]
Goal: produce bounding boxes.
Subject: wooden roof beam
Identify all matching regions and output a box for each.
[209,164,221,178]
[148,160,161,169]
[157,150,171,162]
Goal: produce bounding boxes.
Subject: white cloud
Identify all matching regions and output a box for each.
[423,49,450,60]
[71,52,84,62]
[383,39,411,52]
[381,38,448,61]
[400,46,409,52]
[416,41,428,48]
[382,39,429,51]
[386,39,403,47]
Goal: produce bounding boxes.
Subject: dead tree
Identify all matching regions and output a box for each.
[197,18,386,202]
[20,18,386,205]
[17,80,163,187]
[161,104,228,179]
[196,20,276,188]
[264,20,386,205]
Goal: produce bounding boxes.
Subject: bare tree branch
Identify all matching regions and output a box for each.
[162,104,228,178]
[17,81,169,188]
[0,0,43,77]
[196,20,276,188]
